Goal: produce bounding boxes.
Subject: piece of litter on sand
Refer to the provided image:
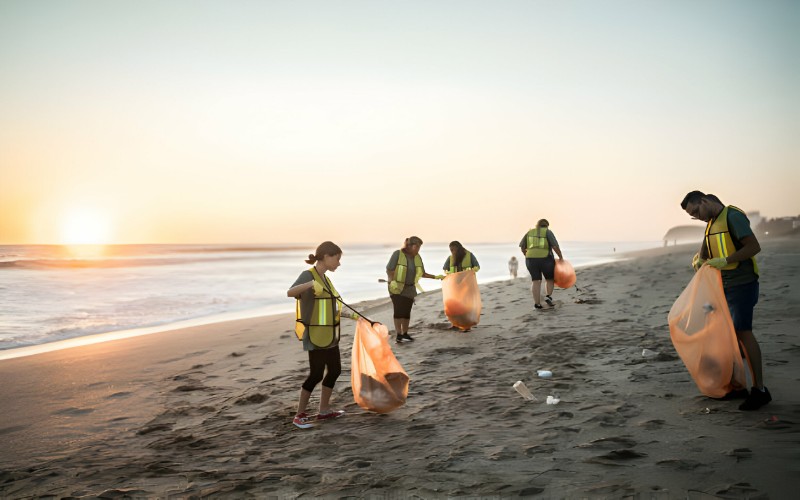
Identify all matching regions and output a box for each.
[513,381,537,401]
[537,370,553,378]
[642,349,658,357]
[546,395,560,405]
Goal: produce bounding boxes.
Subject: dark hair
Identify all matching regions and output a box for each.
[681,190,706,210]
[449,240,466,264]
[402,236,423,253]
[536,219,549,228]
[305,241,342,264]
[681,191,724,210]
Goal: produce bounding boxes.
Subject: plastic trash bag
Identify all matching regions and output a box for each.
[554,259,577,289]
[441,270,482,331]
[667,266,747,398]
[351,318,409,413]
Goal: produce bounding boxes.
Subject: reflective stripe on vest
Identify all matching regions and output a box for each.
[704,205,759,274]
[394,251,424,293]
[294,267,341,348]
[526,228,550,258]
[448,251,473,273]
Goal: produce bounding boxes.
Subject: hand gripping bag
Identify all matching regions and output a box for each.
[441,270,482,331]
[667,266,747,398]
[351,318,409,413]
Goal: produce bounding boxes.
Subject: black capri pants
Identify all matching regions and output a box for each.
[526,256,556,281]
[302,345,341,392]
[391,294,415,319]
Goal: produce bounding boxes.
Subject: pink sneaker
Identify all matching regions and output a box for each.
[316,409,345,421]
[293,412,314,429]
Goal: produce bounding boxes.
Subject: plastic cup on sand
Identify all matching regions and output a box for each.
[513,381,537,401]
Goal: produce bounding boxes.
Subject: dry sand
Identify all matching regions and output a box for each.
[1,238,798,498]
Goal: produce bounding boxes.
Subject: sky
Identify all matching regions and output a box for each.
[1,0,798,245]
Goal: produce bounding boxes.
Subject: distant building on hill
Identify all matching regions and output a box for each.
[662,225,705,246]
[757,215,800,237]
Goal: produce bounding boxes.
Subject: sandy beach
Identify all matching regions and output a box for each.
[1,238,798,498]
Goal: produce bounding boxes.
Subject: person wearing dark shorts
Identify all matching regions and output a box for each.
[386,236,443,344]
[519,219,564,310]
[287,241,358,429]
[682,190,770,411]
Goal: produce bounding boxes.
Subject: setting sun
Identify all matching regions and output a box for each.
[60,209,113,245]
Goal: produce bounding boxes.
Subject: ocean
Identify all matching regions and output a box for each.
[0,241,658,354]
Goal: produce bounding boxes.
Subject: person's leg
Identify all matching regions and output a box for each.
[725,281,769,410]
[531,280,542,305]
[297,388,312,415]
[319,385,333,412]
[295,350,325,426]
[399,318,410,335]
[318,346,342,411]
[391,295,407,339]
[542,258,556,305]
[737,330,764,389]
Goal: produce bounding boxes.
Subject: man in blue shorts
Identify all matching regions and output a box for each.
[681,191,771,411]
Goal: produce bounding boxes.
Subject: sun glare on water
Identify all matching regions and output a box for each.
[60,209,113,258]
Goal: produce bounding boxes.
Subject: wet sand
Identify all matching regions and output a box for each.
[1,238,798,498]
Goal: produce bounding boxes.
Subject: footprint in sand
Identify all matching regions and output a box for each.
[52,407,95,416]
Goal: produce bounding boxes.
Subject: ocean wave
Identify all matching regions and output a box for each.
[0,254,269,269]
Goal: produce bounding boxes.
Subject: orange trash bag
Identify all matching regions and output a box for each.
[441,270,482,331]
[553,259,576,288]
[667,266,746,398]
[351,318,409,413]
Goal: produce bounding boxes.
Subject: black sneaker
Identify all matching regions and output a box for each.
[395,335,404,344]
[534,303,544,310]
[402,333,415,342]
[545,295,554,307]
[739,387,772,411]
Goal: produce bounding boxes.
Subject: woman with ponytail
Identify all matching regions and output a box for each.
[287,241,358,429]
[385,236,443,344]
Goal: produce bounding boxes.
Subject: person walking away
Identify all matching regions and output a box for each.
[287,241,358,429]
[443,241,480,274]
[681,191,771,411]
[386,236,443,344]
[520,219,564,310]
[508,256,518,279]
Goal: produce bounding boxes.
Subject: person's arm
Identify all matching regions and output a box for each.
[287,280,314,298]
[548,231,563,260]
[386,251,398,282]
[287,270,317,298]
[725,235,761,263]
[698,242,709,260]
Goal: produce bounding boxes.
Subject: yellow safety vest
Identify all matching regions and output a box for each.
[392,251,424,294]
[295,267,341,348]
[448,251,474,273]
[704,205,759,274]
[525,228,550,258]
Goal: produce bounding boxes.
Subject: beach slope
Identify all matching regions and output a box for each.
[1,239,798,498]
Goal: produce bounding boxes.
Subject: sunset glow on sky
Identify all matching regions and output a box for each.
[1,1,798,245]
